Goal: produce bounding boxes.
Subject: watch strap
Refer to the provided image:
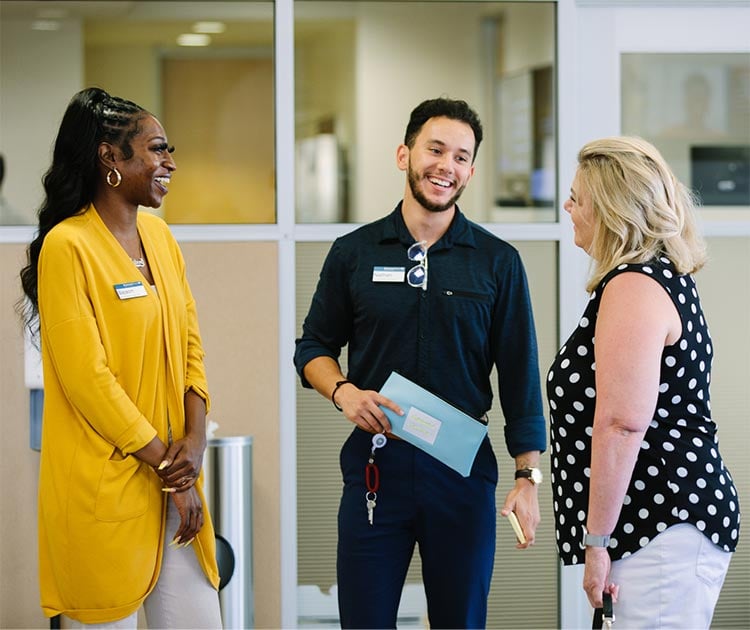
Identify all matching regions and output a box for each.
[514,467,542,484]
[582,527,611,548]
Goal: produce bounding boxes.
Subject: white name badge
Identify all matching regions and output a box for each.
[372,266,405,283]
[114,281,148,300]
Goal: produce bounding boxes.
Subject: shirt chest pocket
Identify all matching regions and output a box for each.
[441,288,487,300]
[438,287,493,325]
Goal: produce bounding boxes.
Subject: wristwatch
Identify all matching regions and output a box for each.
[581,525,611,548]
[514,467,543,485]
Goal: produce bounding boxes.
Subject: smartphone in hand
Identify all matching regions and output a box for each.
[507,511,527,544]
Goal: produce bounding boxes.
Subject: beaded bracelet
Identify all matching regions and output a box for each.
[331,379,353,412]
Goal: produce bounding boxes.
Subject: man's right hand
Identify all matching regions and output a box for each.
[335,383,402,434]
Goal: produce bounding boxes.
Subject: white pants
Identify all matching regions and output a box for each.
[605,523,732,629]
[64,499,222,629]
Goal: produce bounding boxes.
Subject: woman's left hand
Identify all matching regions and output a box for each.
[157,433,206,492]
[170,486,204,545]
[583,546,619,608]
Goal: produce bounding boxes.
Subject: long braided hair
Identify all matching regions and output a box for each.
[19,87,146,334]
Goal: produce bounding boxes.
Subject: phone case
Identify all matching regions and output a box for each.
[508,511,527,544]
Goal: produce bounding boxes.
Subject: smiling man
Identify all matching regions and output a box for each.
[294,97,546,629]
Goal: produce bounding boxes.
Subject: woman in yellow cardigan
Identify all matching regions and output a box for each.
[19,88,222,627]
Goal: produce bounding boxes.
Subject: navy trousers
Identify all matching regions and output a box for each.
[337,427,498,629]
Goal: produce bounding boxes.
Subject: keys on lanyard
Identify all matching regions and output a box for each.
[365,433,387,525]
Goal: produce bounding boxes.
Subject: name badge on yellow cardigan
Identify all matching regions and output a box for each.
[114,281,148,300]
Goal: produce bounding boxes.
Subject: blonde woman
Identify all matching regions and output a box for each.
[548,136,739,628]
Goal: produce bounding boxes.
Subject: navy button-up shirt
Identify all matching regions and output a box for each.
[294,203,546,457]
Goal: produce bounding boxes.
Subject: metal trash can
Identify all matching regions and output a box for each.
[204,436,254,629]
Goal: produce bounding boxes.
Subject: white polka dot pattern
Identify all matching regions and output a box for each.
[547,258,740,566]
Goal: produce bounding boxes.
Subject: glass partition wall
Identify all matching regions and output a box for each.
[0,1,276,226]
[85,2,277,224]
[293,1,557,226]
[622,53,750,219]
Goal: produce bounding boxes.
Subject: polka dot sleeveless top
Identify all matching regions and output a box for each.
[548,257,740,565]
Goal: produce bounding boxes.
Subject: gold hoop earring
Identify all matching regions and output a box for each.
[106,167,122,188]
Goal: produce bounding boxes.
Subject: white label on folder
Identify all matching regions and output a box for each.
[372,266,405,282]
[402,406,442,445]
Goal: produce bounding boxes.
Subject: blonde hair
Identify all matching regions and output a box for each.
[577,136,707,292]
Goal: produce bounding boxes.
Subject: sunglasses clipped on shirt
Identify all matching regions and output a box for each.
[407,240,428,291]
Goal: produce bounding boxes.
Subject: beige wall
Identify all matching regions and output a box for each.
[0,241,281,628]
[0,243,41,627]
[182,241,281,628]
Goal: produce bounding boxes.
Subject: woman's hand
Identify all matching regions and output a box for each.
[157,433,206,492]
[170,486,204,545]
[583,547,619,608]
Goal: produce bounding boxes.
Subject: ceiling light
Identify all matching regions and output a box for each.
[177,33,211,47]
[193,21,226,34]
[31,20,61,31]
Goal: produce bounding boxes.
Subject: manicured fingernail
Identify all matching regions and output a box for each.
[158,460,169,470]
[161,487,176,493]
[180,538,194,548]
[169,537,181,546]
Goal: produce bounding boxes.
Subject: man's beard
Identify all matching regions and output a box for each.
[407,165,466,213]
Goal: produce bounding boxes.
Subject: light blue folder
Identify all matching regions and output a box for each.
[379,371,488,477]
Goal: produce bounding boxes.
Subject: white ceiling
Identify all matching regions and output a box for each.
[0,1,275,20]
[0,1,351,48]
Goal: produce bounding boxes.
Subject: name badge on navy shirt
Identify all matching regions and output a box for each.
[114,281,148,300]
[372,266,405,283]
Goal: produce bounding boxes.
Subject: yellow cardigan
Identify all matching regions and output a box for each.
[37,206,219,622]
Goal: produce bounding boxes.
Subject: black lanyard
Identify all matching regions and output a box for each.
[592,592,615,629]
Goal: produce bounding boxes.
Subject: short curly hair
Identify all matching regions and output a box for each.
[404,97,483,163]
